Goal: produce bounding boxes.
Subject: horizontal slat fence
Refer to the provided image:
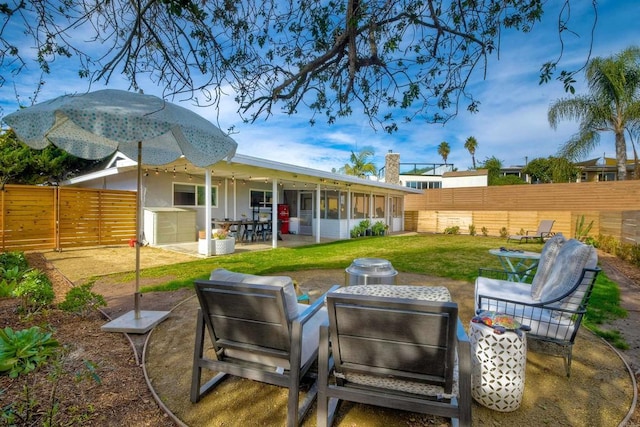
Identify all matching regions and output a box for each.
[1,185,136,252]
[1,186,57,251]
[404,181,640,244]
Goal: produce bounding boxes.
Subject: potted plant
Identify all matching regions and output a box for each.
[358,219,371,236]
[198,229,235,255]
[371,221,386,236]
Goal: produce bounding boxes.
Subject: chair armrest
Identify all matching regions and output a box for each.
[478,292,583,311]
[296,284,341,326]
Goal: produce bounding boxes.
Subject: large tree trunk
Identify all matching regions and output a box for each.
[615,130,628,180]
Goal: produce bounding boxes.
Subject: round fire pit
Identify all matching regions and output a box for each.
[345,258,398,286]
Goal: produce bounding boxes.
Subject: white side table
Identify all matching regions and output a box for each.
[470,320,527,412]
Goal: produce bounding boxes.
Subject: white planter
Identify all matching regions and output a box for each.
[198,237,235,256]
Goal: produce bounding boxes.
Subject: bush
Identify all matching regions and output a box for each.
[0,326,59,378]
[371,221,386,236]
[0,252,31,298]
[499,227,508,238]
[12,269,55,313]
[59,283,106,315]
[469,224,476,236]
[481,226,489,237]
[443,226,460,235]
[0,251,29,273]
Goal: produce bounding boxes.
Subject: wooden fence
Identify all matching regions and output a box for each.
[404,180,640,244]
[1,185,137,252]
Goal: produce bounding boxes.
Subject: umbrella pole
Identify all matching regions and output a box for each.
[134,141,142,319]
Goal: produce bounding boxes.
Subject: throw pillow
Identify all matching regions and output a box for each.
[535,239,598,303]
[531,233,567,300]
[209,268,299,320]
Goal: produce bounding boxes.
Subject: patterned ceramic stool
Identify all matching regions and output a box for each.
[470,319,527,412]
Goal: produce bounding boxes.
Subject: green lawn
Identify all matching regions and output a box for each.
[132,234,626,347]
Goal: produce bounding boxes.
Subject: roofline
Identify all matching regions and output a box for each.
[63,151,422,194]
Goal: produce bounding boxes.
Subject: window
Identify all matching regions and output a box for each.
[351,193,369,219]
[405,181,441,189]
[173,183,217,206]
[250,190,273,207]
[320,190,341,219]
[373,195,385,218]
[391,196,402,217]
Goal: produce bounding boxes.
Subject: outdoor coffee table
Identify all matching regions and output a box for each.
[469,316,527,412]
[488,248,541,282]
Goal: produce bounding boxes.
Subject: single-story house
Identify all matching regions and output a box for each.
[63,151,422,250]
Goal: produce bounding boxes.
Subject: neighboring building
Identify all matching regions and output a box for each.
[64,152,421,246]
[378,150,488,188]
[498,157,638,183]
[575,157,637,182]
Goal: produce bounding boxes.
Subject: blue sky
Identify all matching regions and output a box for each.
[1,1,638,173]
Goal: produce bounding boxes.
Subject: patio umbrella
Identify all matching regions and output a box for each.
[3,89,237,332]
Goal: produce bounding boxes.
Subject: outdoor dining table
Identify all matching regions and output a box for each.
[488,248,541,282]
[212,219,272,242]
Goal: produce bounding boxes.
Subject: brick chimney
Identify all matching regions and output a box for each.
[385,150,400,185]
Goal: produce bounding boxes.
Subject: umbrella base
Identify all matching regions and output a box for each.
[101,310,170,334]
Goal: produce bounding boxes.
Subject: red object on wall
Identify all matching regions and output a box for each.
[278,204,290,234]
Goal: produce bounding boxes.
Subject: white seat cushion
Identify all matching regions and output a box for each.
[209,268,299,321]
[475,299,575,341]
[475,277,534,306]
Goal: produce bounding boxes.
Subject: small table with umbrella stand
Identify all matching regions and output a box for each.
[3,89,238,333]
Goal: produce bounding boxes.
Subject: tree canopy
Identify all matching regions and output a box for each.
[0,0,594,131]
[437,141,450,165]
[340,148,377,178]
[479,155,525,186]
[548,46,640,180]
[464,136,478,169]
[522,156,578,183]
[0,129,98,187]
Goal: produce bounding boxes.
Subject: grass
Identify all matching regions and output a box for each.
[130,234,626,346]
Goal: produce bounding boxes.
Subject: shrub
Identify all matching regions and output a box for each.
[443,226,460,235]
[574,215,594,241]
[499,227,509,238]
[0,326,59,378]
[371,221,386,236]
[12,269,55,313]
[59,283,106,315]
[630,244,640,267]
[481,226,489,237]
[0,251,29,273]
[468,224,476,236]
[0,252,31,298]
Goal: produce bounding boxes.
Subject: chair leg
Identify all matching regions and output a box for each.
[565,345,573,377]
[317,326,338,427]
[190,310,206,403]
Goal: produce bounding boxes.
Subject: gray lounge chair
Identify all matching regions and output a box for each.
[317,286,472,427]
[476,236,600,376]
[507,219,555,243]
[190,269,339,427]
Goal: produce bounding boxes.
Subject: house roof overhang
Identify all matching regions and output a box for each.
[64,152,422,196]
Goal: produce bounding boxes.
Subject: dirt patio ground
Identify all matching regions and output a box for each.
[41,245,639,426]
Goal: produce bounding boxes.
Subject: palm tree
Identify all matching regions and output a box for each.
[548,46,640,180]
[341,148,377,178]
[464,136,478,169]
[437,141,451,165]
